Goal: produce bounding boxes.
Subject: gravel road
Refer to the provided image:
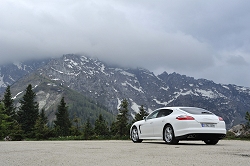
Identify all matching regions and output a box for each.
[1,140,250,166]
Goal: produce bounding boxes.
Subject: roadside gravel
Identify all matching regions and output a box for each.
[1,140,250,166]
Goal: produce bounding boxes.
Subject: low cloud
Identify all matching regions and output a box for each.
[226,55,248,66]
[0,0,250,87]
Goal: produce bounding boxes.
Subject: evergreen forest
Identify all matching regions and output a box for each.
[0,85,148,141]
[1,85,250,141]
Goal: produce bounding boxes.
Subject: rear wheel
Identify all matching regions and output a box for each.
[204,139,219,145]
[163,125,179,145]
[131,127,143,143]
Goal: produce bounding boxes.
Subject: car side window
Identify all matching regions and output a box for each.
[156,109,173,118]
[147,110,160,120]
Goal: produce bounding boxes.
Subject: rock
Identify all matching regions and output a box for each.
[229,124,250,137]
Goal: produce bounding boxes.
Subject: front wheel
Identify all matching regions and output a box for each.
[131,127,143,143]
[203,139,219,145]
[163,125,179,145]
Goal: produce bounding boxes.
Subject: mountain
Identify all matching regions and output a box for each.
[8,72,114,126]
[1,54,250,128]
[0,59,49,94]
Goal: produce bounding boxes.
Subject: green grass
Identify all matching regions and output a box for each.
[224,131,250,140]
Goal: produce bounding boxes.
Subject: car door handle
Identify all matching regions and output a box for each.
[150,122,153,124]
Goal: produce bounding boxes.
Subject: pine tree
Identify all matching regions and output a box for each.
[33,109,49,140]
[17,84,39,137]
[112,99,129,137]
[1,85,22,139]
[0,102,11,139]
[9,120,24,141]
[70,113,82,136]
[40,108,48,125]
[83,118,94,140]
[132,105,149,123]
[245,111,250,128]
[54,97,71,136]
[110,121,117,136]
[94,114,109,137]
[2,85,16,120]
[34,116,49,140]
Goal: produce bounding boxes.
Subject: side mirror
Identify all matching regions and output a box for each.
[143,116,146,121]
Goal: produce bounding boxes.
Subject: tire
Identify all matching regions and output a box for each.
[204,139,219,145]
[163,125,179,145]
[131,127,143,143]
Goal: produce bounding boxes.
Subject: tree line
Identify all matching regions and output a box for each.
[0,84,148,141]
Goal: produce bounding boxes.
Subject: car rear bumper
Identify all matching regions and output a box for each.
[174,126,226,140]
[176,133,226,140]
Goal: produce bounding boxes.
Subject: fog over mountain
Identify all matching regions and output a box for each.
[1,1,250,87]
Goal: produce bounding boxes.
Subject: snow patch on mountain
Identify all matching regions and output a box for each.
[8,75,15,82]
[100,64,105,72]
[160,87,169,91]
[120,71,135,77]
[153,99,170,106]
[12,91,23,99]
[196,89,217,98]
[51,67,64,74]
[13,62,23,70]
[0,75,6,87]
[223,85,230,90]
[236,86,250,94]
[122,81,144,93]
[117,98,121,110]
[180,90,196,96]
[195,89,225,98]
[130,100,140,114]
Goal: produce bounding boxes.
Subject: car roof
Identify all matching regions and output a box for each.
[155,106,200,110]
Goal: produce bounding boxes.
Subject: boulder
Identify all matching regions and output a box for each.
[229,124,250,137]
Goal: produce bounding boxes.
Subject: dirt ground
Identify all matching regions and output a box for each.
[0,140,250,166]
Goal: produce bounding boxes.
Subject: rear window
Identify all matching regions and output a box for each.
[179,107,214,115]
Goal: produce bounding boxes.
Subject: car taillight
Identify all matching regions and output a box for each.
[176,115,195,120]
[218,117,224,121]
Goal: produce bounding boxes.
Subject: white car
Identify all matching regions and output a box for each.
[130,107,226,145]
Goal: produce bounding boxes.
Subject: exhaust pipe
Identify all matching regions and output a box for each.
[187,134,196,139]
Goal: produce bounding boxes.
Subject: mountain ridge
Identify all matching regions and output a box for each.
[1,54,250,128]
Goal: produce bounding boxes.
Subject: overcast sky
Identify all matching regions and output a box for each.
[1,0,250,87]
